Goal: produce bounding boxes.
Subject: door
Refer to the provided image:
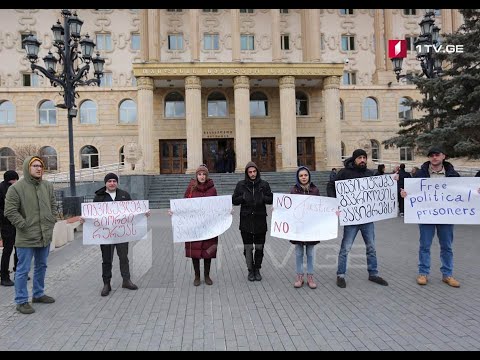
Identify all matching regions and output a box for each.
[159,140,187,174]
[251,138,276,172]
[202,138,235,173]
[297,137,315,170]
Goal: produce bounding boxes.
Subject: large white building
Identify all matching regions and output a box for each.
[0,9,466,174]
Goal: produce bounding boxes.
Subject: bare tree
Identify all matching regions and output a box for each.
[15,145,41,170]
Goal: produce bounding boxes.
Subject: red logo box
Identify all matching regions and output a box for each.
[388,40,407,58]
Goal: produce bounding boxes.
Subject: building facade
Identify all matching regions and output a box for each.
[0,9,465,174]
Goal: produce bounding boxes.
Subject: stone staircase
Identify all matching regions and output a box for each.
[148,171,331,209]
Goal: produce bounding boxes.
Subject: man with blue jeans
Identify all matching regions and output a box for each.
[327,149,388,288]
[400,147,461,287]
[5,156,57,314]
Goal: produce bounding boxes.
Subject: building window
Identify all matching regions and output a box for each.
[119,99,137,124]
[280,9,289,14]
[207,92,227,117]
[240,34,255,50]
[240,9,254,13]
[39,100,56,125]
[131,33,140,50]
[96,33,112,51]
[398,97,413,120]
[281,34,290,50]
[39,146,58,171]
[100,72,113,87]
[405,36,418,51]
[165,92,185,118]
[21,34,30,49]
[168,34,184,50]
[295,91,308,116]
[119,146,125,165]
[0,101,16,125]
[0,147,16,171]
[203,9,218,12]
[81,145,99,169]
[342,71,356,85]
[250,91,268,117]
[204,34,219,50]
[340,99,344,120]
[341,142,346,158]
[23,73,39,87]
[340,9,354,15]
[363,97,378,120]
[403,9,416,15]
[371,140,380,161]
[341,35,355,51]
[79,100,98,124]
[400,147,413,161]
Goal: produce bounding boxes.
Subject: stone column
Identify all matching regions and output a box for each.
[137,77,155,173]
[231,9,241,62]
[374,9,385,71]
[451,9,462,31]
[323,76,342,169]
[233,76,251,172]
[300,10,309,61]
[140,9,149,61]
[441,9,453,34]
[279,76,297,171]
[190,9,200,61]
[147,9,160,61]
[185,76,203,174]
[384,9,393,71]
[308,9,321,62]
[271,9,281,62]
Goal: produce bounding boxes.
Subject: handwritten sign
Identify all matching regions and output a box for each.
[335,175,398,226]
[170,195,232,243]
[404,178,480,224]
[82,200,149,245]
[270,193,338,241]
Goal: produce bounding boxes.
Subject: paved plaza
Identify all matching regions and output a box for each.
[1,207,480,351]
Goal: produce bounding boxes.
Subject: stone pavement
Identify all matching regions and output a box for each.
[1,208,480,351]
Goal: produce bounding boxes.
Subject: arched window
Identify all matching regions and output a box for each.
[398,97,413,120]
[80,100,98,124]
[80,145,99,168]
[341,141,346,159]
[39,100,57,125]
[250,91,268,117]
[119,146,125,165]
[363,97,378,120]
[295,91,308,116]
[39,146,58,171]
[340,99,345,120]
[207,92,227,117]
[371,139,380,161]
[0,101,15,125]
[0,147,16,171]
[164,92,185,118]
[119,99,137,123]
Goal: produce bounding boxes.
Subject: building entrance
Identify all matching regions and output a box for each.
[251,138,276,172]
[202,138,235,173]
[159,140,187,174]
[297,137,316,170]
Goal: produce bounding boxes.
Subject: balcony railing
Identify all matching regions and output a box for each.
[44,162,125,185]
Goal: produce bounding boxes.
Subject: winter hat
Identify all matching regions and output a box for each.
[352,149,368,160]
[28,156,45,169]
[244,161,258,172]
[196,164,209,176]
[427,146,445,157]
[104,172,119,183]
[4,170,19,182]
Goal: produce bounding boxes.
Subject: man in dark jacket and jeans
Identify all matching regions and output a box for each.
[327,149,389,289]
[232,162,273,281]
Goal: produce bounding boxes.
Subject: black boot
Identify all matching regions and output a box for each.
[1,276,14,286]
[204,259,213,285]
[254,268,262,281]
[244,244,255,281]
[101,280,111,296]
[248,270,255,281]
[122,278,138,290]
[193,259,201,286]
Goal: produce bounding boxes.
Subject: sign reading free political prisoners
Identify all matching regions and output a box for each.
[404,178,480,224]
[335,175,398,226]
[271,193,338,241]
[82,200,149,245]
[170,195,232,243]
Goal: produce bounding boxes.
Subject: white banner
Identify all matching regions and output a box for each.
[82,200,149,245]
[170,195,232,243]
[270,193,338,241]
[335,175,398,226]
[404,177,480,224]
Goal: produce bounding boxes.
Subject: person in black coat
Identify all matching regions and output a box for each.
[232,161,273,281]
[397,163,411,216]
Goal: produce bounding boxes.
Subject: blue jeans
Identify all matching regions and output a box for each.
[15,246,50,304]
[418,224,454,277]
[337,222,378,277]
[295,244,315,274]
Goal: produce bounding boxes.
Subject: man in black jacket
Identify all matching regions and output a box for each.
[232,162,273,281]
[397,163,411,216]
[327,149,389,289]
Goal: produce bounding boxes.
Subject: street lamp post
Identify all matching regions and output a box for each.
[23,9,104,216]
[391,9,443,81]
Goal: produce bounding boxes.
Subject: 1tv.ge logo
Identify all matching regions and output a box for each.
[388,39,463,58]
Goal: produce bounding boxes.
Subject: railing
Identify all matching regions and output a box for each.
[44,162,126,184]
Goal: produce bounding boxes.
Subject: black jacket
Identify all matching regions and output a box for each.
[232,166,273,234]
[93,187,132,203]
[397,168,412,191]
[414,161,460,178]
[0,180,16,239]
[326,157,374,197]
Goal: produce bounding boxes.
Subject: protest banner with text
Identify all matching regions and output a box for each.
[170,195,232,243]
[335,175,398,226]
[270,193,338,241]
[404,178,480,224]
[82,200,149,245]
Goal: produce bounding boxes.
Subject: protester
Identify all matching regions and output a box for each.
[373,164,385,176]
[397,163,411,217]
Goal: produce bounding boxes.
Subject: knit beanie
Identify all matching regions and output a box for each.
[352,149,368,160]
[104,172,119,183]
[196,164,209,176]
[4,170,19,182]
